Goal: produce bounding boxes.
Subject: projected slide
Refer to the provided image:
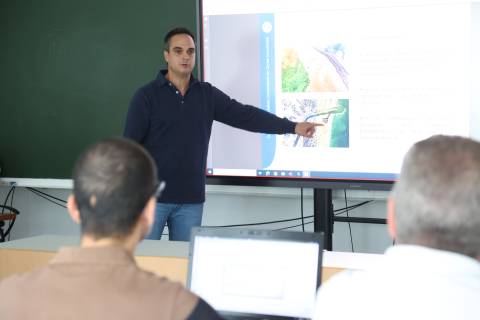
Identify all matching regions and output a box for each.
[202,0,479,181]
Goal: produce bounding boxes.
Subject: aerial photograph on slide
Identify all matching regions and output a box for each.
[277,12,350,149]
[281,43,349,93]
[281,98,349,148]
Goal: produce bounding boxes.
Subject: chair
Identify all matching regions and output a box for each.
[0,205,19,242]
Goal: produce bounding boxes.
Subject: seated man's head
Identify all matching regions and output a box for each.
[67,138,159,244]
[389,135,480,258]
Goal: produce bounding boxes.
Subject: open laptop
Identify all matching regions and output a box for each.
[187,227,324,319]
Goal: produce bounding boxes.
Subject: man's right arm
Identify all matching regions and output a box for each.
[123,89,150,143]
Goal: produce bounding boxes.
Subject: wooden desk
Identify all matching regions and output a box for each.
[0,235,382,284]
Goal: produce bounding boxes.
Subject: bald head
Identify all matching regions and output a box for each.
[392,135,480,257]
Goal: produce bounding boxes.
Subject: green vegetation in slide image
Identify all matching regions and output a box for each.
[281,49,309,92]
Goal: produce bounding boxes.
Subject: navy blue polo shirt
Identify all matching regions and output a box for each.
[124,70,296,203]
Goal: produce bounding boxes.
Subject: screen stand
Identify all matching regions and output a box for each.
[313,188,334,250]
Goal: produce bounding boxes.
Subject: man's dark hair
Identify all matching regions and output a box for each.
[72,138,157,239]
[164,27,195,52]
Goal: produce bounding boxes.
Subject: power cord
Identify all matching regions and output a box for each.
[25,188,318,228]
[7,186,16,241]
[335,200,372,215]
[1,186,16,214]
[26,187,67,208]
[343,189,354,252]
[207,215,314,228]
[1,186,18,241]
[300,188,305,232]
[276,195,374,233]
[26,187,67,203]
[275,219,314,231]
[21,188,372,237]
[26,187,170,238]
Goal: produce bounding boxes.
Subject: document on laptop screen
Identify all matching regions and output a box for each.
[189,236,320,318]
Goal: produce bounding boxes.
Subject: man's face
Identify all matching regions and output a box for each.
[164,33,196,77]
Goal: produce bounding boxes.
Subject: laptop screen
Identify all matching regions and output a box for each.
[187,228,324,319]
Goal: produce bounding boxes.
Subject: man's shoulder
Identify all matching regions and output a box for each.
[0,264,49,286]
[0,265,201,320]
[135,79,160,96]
[191,81,231,102]
[0,271,25,290]
[131,268,201,318]
[131,266,197,298]
[131,266,185,289]
[0,265,50,302]
[190,79,215,92]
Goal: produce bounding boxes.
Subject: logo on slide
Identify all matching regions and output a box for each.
[262,21,272,33]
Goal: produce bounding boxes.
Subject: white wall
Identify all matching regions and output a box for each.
[0,184,392,254]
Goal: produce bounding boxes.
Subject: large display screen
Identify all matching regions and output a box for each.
[200,0,480,189]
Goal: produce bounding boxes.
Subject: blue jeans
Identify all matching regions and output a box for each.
[146,203,203,241]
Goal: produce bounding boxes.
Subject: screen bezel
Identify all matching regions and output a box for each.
[187,227,324,318]
[197,0,395,191]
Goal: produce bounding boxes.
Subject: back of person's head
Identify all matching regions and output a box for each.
[72,138,157,239]
[164,27,195,51]
[391,135,480,257]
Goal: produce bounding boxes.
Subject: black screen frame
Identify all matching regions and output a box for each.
[196,0,395,191]
[187,227,324,319]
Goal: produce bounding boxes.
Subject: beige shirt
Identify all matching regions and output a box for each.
[0,246,198,320]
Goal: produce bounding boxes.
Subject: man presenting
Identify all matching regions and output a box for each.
[124,27,318,241]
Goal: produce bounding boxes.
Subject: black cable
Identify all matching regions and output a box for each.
[344,189,354,252]
[277,198,377,231]
[21,187,340,239]
[300,188,305,232]
[7,186,16,241]
[339,200,372,211]
[29,188,66,208]
[334,202,372,216]
[26,187,67,203]
[10,187,15,208]
[210,198,372,228]
[275,220,314,231]
[207,214,314,228]
[334,200,372,215]
[215,197,372,229]
[18,187,373,236]
[1,186,15,214]
[334,216,385,224]
[210,198,373,229]
[22,188,313,228]
[27,188,67,208]
[1,186,17,242]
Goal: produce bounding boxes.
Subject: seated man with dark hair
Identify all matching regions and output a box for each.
[313,135,480,320]
[0,138,221,320]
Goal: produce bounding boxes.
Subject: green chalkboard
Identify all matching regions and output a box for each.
[0,0,197,178]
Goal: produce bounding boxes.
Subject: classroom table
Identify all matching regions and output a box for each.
[0,235,382,284]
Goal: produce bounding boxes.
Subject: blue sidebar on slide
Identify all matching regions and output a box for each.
[260,13,276,168]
